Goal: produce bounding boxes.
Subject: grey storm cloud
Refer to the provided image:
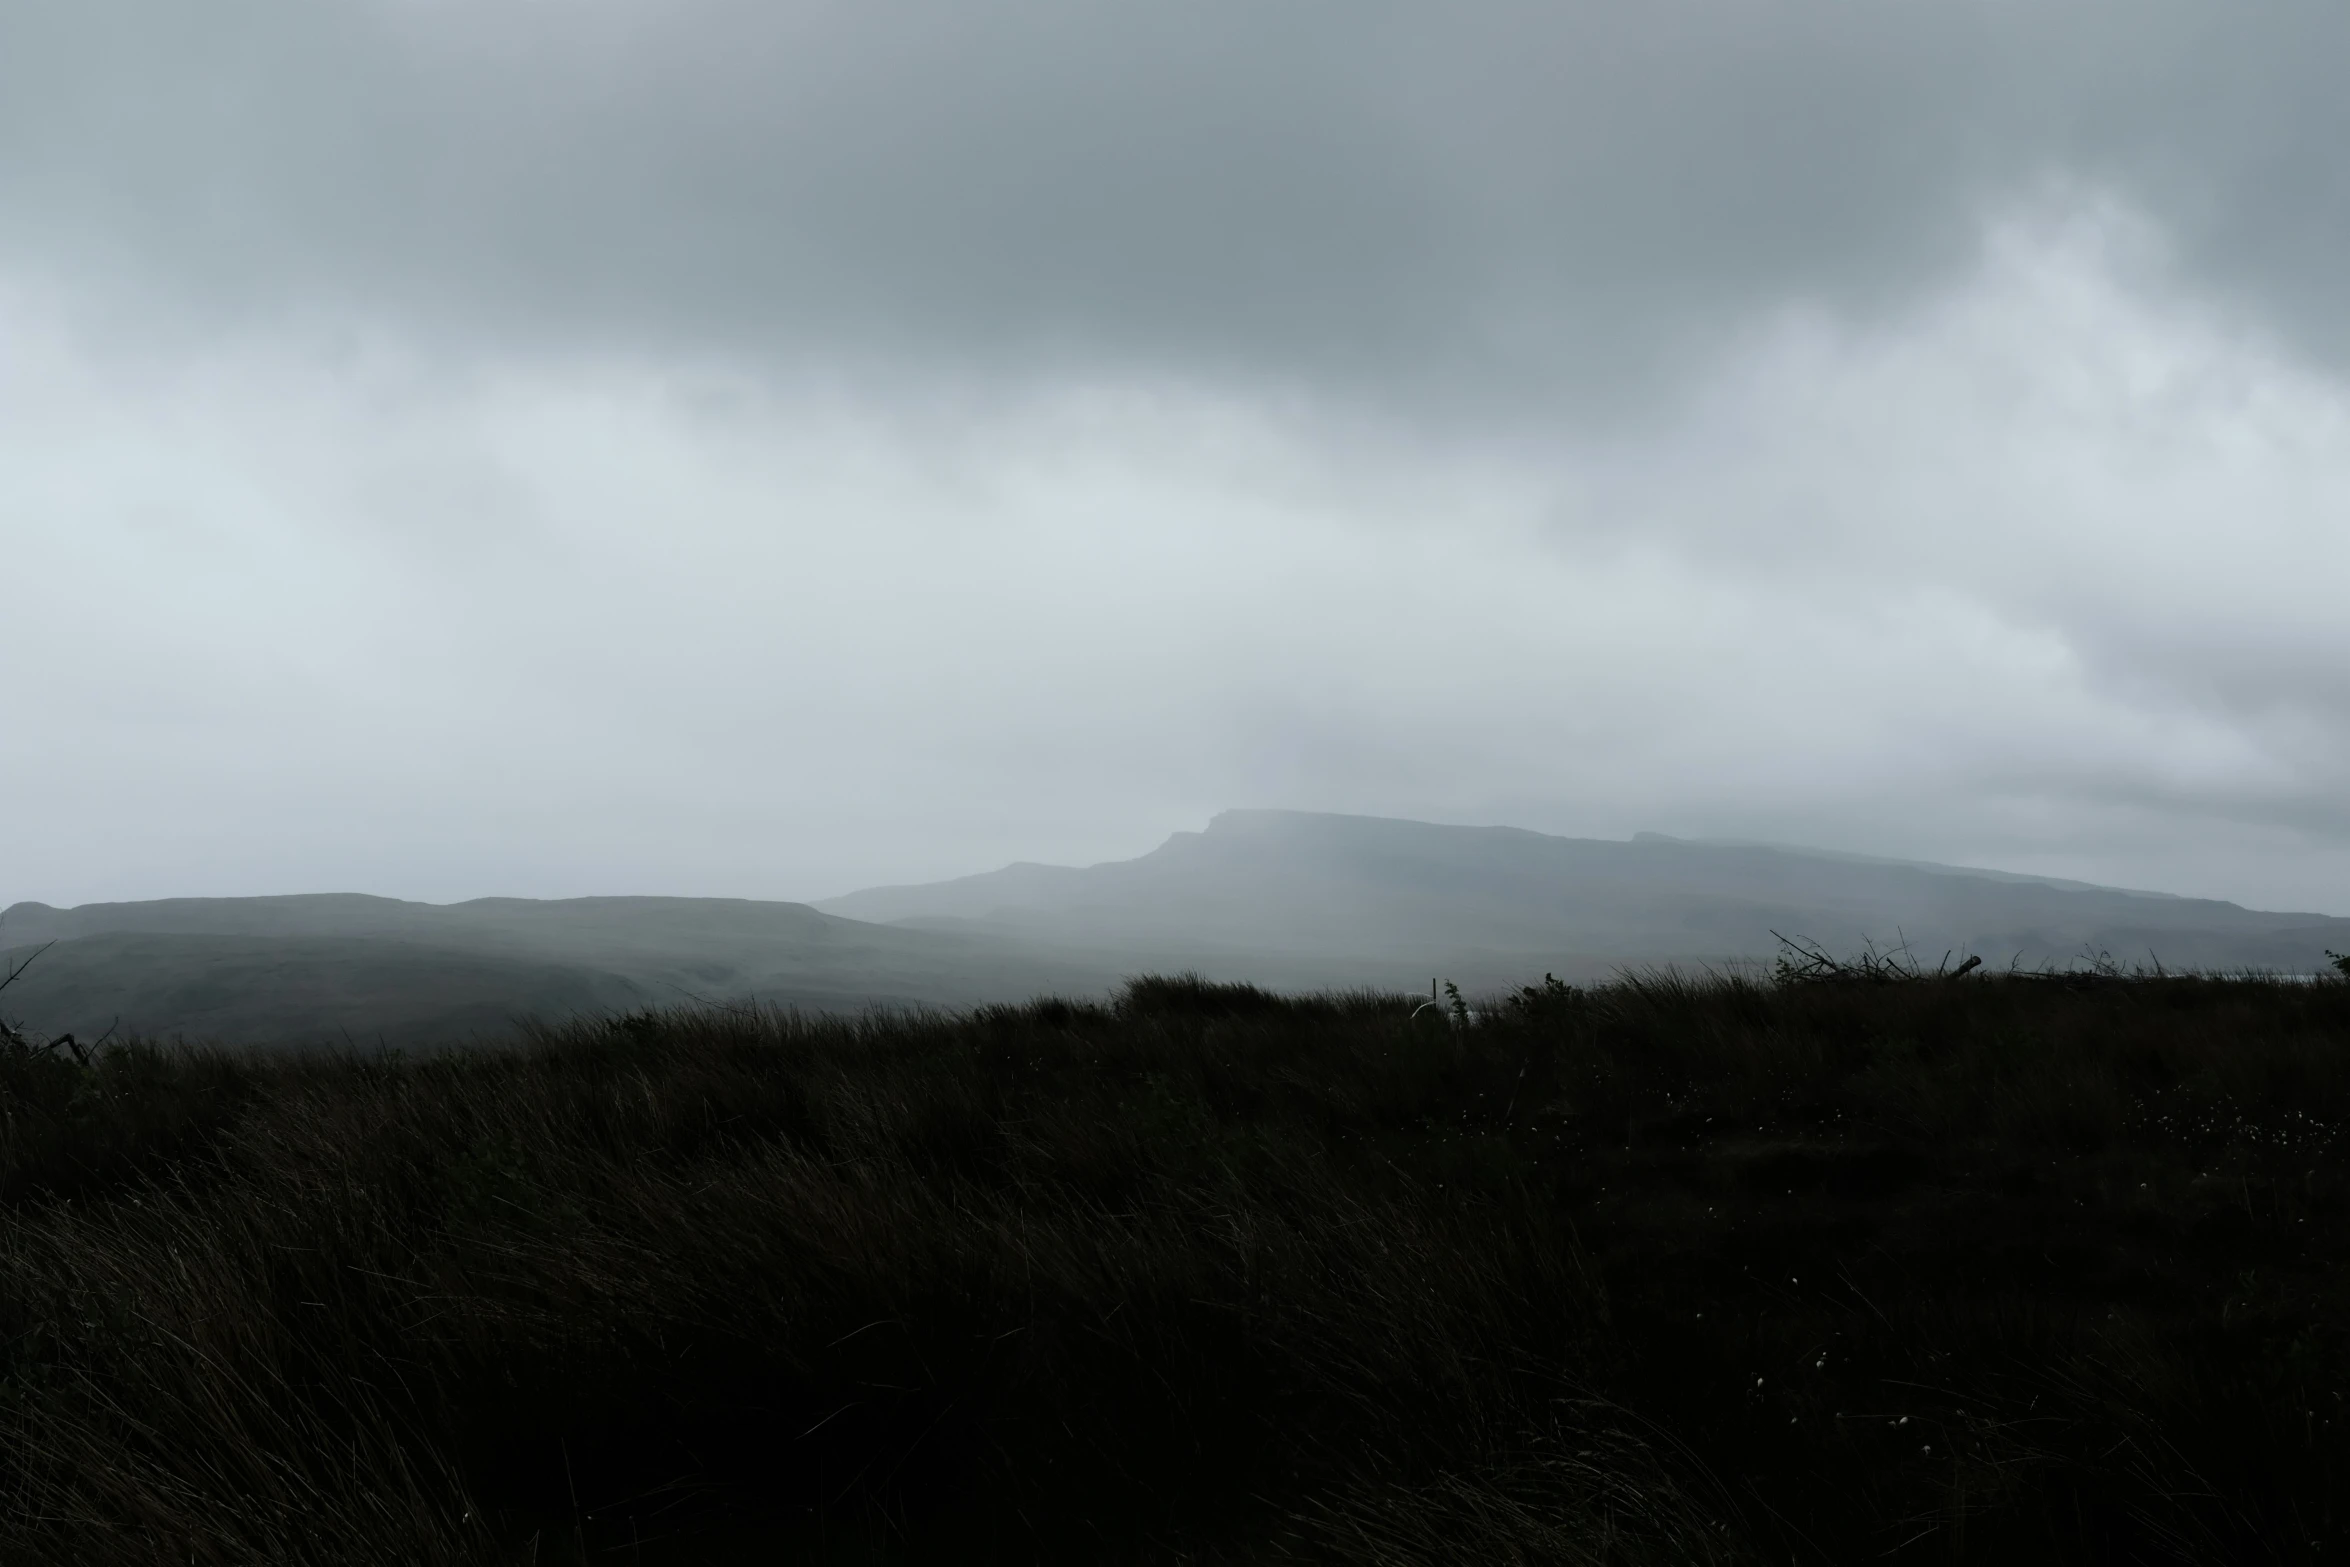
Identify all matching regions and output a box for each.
[3,1,2347,407]
[5,1,2350,919]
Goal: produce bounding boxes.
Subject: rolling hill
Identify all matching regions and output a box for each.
[0,894,1126,1048]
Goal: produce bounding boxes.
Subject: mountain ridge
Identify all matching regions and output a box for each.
[9,810,2345,1047]
[815,808,2349,978]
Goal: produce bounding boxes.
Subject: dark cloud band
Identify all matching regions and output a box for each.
[5,2,2346,408]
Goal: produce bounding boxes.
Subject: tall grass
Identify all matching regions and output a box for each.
[0,969,2345,1562]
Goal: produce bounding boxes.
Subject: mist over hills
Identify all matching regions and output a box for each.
[818,809,2350,985]
[8,810,2346,1047]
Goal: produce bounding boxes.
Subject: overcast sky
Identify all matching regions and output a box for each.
[6,1,2350,913]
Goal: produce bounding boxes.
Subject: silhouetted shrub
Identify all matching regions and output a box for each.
[1118,969,1294,1017]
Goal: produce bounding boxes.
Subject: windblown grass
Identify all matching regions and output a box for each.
[0,968,2346,1562]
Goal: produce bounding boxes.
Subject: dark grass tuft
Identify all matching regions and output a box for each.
[1119,971,1351,1019]
[1,970,2347,1561]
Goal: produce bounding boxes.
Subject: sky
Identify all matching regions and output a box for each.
[6,1,2350,914]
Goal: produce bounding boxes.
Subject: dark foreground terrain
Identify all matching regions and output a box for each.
[2,967,2347,1563]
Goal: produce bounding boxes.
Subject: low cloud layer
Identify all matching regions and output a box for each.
[5,3,2349,914]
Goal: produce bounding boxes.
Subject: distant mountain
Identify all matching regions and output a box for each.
[0,894,1127,1047]
[817,809,2350,985]
[11,812,2343,1048]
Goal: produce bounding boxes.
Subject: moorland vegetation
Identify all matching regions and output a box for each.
[1,954,2348,1563]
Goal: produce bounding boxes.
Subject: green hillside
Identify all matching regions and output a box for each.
[0,896,1128,1046]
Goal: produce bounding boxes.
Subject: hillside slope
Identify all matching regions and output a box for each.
[0,933,653,1049]
[0,895,1127,1046]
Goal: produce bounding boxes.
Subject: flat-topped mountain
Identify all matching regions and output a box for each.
[819,809,2350,983]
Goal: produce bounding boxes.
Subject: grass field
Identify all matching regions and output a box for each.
[2,965,2347,1563]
